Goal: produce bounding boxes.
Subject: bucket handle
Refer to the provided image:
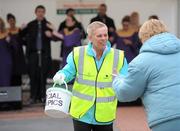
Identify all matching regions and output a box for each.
[53,80,68,91]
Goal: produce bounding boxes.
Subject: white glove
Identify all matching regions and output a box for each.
[53,73,65,85]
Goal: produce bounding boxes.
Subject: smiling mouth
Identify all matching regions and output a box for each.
[100,44,106,48]
[102,42,107,45]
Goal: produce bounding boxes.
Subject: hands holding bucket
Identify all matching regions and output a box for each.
[52,73,68,91]
[53,73,65,85]
[45,73,72,118]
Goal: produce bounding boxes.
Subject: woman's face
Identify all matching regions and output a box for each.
[131,14,139,25]
[8,18,16,27]
[66,16,75,27]
[89,26,108,52]
[122,21,130,31]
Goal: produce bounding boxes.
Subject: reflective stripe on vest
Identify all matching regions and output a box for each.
[76,47,120,89]
[73,90,116,103]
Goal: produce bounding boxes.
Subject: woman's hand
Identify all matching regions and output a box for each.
[46,23,56,31]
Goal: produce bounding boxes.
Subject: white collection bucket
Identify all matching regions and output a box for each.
[44,81,72,118]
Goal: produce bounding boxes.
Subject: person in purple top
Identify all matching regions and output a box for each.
[48,15,82,67]
[6,13,27,86]
[114,15,139,63]
[0,17,12,87]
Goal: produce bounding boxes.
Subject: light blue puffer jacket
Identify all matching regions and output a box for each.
[113,32,180,127]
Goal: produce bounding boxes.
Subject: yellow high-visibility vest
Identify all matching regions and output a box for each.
[70,45,124,122]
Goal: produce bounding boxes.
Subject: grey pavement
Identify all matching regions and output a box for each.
[0,117,119,131]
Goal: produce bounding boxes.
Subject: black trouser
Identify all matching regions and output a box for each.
[11,75,22,86]
[73,119,113,131]
[28,53,50,101]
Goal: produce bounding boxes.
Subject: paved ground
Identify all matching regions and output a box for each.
[0,84,150,131]
[0,105,150,131]
[116,107,150,131]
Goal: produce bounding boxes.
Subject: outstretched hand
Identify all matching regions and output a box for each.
[46,23,56,31]
[45,30,52,38]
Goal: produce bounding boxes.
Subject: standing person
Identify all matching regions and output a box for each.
[130,11,141,33]
[90,3,116,44]
[20,5,53,104]
[114,15,140,106]
[58,8,86,40]
[53,21,128,131]
[48,15,82,67]
[58,8,86,67]
[115,15,139,63]
[130,11,142,50]
[112,19,180,131]
[0,18,12,87]
[6,13,27,86]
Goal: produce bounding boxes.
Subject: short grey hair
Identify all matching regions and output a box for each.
[139,19,168,43]
[87,21,107,36]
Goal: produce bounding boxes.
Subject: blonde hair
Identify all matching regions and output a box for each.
[131,11,139,18]
[87,21,107,36]
[139,19,168,43]
[0,17,6,33]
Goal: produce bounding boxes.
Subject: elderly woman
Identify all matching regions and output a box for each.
[53,21,128,131]
[112,19,180,131]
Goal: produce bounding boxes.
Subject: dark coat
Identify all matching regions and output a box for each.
[19,18,53,100]
[20,18,52,57]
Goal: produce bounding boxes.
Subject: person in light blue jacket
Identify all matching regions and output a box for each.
[112,19,180,131]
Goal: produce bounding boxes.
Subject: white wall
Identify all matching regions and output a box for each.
[0,0,178,59]
[105,0,178,34]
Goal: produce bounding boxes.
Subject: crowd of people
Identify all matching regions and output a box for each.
[0,3,150,104]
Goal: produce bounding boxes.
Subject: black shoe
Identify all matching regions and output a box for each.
[29,99,36,104]
[41,98,46,103]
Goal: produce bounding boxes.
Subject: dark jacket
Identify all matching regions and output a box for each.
[20,18,52,57]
